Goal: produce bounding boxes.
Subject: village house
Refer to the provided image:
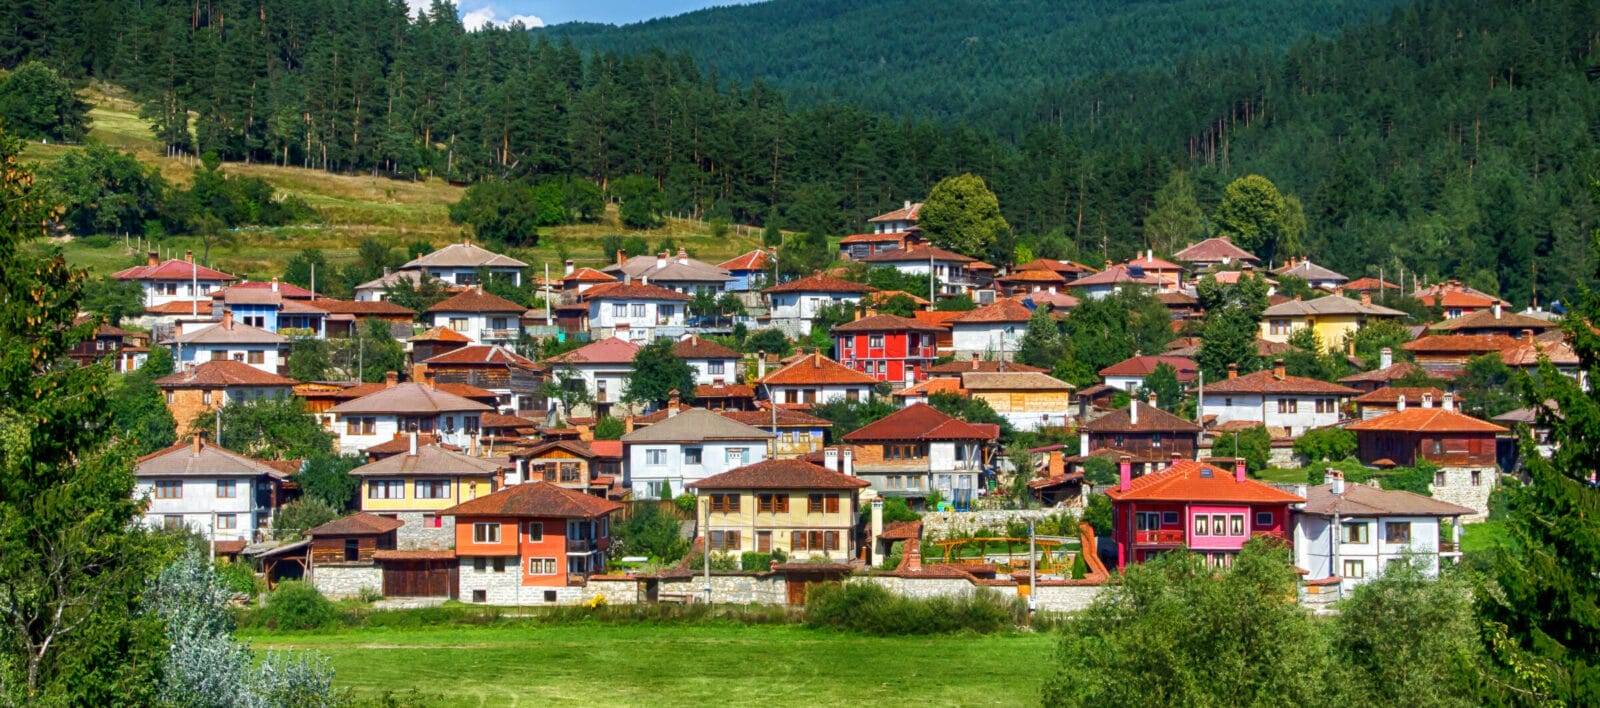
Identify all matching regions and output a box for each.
[409,326,471,363]
[443,481,623,604]
[426,287,526,346]
[718,408,834,458]
[113,251,239,309]
[1105,458,1303,570]
[1346,401,1506,521]
[1337,347,1426,393]
[1125,251,1186,290]
[214,281,326,335]
[1402,333,1517,378]
[717,249,773,292]
[1351,387,1450,420]
[928,354,1046,379]
[133,436,290,543]
[1293,469,1473,595]
[170,311,288,374]
[400,240,527,286]
[1172,237,1259,272]
[695,383,758,411]
[311,299,417,338]
[67,316,147,372]
[1339,277,1400,297]
[1077,399,1203,476]
[889,377,965,407]
[581,281,692,342]
[508,439,613,497]
[1414,281,1505,318]
[688,456,870,562]
[838,201,926,260]
[961,371,1075,432]
[841,403,999,510]
[1068,263,1165,300]
[621,408,776,498]
[754,350,876,409]
[417,344,545,416]
[833,314,944,385]
[559,262,618,301]
[763,272,874,338]
[1273,258,1349,290]
[1498,330,1585,387]
[993,268,1067,297]
[861,244,987,298]
[350,438,506,549]
[326,376,493,455]
[603,249,733,295]
[352,269,450,302]
[948,299,1033,359]
[541,337,640,419]
[156,360,298,437]
[300,513,404,598]
[1098,353,1199,392]
[1011,257,1099,282]
[672,335,744,386]
[1198,361,1359,437]
[1428,303,1555,337]
[1259,294,1407,352]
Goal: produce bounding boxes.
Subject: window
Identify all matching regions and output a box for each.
[1315,398,1335,414]
[414,479,451,499]
[1434,471,1446,487]
[1193,515,1209,536]
[346,417,376,436]
[1135,512,1161,531]
[1342,559,1365,578]
[709,361,725,375]
[216,514,237,530]
[1211,515,1226,536]
[367,480,404,499]
[683,447,702,465]
[165,391,174,404]
[527,558,558,575]
[472,590,487,603]
[202,390,213,405]
[1384,521,1411,545]
[1151,433,1163,448]
[825,530,840,550]
[612,303,626,318]
[645,449,667,466]
[869,334,884,348]
[1343,522,1369,544]
[1471,470,1482,486]
[491,557,506,572]
[757,531,772,552]
[424,514,441,528]
[473,557,487,572]
[1254,511,1273,527]
[449,318,469,332]
[884,443,924,460]
[660,305,675,319]
[631,304,646,318]
[726,448,747,466]
[1230,515,1245,536]
[708,530,741,551]
[473,523,501,544]
[809,494,840,514]
[155,480,182,499]
[247,350,265,365]
[758,493,789,513]
[216,480,236,498]
[345,539,360,561]
[1270,319,1292,335]
[845,389,860,402]
[490,317,508,331]
[1277,398,1298,414]
[1431,439,1444,454]
[710,494,740,512]
[1162,511,1179,525]
[523,521,543,542]
[464,416,479,434]
[162,515,183,530]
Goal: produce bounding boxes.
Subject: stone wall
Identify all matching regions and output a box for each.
[458,560,525,605]
[394,511,455,550]
[1030,583,1105,613]
[311,563,381,599]
[1429,466,1495,523]
[856,575,978,600]
[577,576,642,605]
[1298,580,1341,613]
[920,508,1068,538]
[658,573,788,605]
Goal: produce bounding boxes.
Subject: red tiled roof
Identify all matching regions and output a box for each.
[305,512,404,537]
[225,280,316,298]
[1127,254,1184,271]
[927,358,1046,375]
[1105,461,1305,503]
[949,299,1033,324]
[1417,290,1498,309]
[860,244,976,265]
[155,360,297,388]
[1069,264,1163,288]
[1014,258,1097,275]
[893,377,966,398]
[687,458,869,490]
[717,408,832,428]
[867,202,922,222]
[112,259,238,282]
[588,440,623,458]
[581,282,693,302]
[441,480,623,518]
[1209,270,1277,286]
[314,299,418,317]
[145,301,215,315]
[363,434,461,456]
[541,337,640,366]
[1403,334,1518,354]
[482,412,539,430]
[911,310,964,328]
[878,519,923,541]
[1500,337,1578,367]
[563,267,617,283]
[840,232,917,244]
[424,345,540,369]
[696,383,756,399]
[831,313,947,333]
[671,335,742,360]
[1339,362,1425,384]
[214,540,248,555]
[842,403,999,442]
[996,270,1067,284]
[409,326,472,343]
[1082,401,1203,433]
[1173,237,1258,264]
[1341,277,1398,292]
[865,290,931,307]
[763,272,873,295]
[717,250,772,271]
[426,289,526,313]
[1203,369,1359,396]
[434,382,500,401]
[1346,408,1507,433]
[759,352,879,386]
[1351,387,1447,405]
[1429,309,1557,333]
[1099,355,1198,381]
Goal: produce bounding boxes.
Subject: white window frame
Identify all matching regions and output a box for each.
[473,523,501,544]
[526,521,544,542]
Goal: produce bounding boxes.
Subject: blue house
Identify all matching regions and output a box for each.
[221,286,327,336]
[717,250,772,293]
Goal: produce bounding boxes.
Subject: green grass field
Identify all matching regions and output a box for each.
[245,622,1054,706]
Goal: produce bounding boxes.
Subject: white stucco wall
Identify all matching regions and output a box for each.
[625,439,771,498]
[1198,393,1344,437]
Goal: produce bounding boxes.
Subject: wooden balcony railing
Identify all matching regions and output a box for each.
[1135,529,1185,545]
[566,538,598,554]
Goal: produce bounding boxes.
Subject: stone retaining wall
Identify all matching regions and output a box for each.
[393,511,454,550]
[920,509,1068,538]
[659,573,787,605]
[311,564,381,599]
[1030,583,1105,612]
[1430,467,1495,523]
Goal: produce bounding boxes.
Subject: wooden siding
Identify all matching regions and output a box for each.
[309,531,396,565]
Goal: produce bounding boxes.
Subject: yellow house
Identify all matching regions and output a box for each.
[960,371,1075,430]
[1259,294,1407,353]
[686,458,869,561]
[351,440,504,548]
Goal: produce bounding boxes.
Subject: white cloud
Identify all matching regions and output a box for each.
[409,0,543,29]
[503,13,546,27]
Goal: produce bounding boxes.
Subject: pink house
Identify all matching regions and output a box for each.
[1103,458,1304,571]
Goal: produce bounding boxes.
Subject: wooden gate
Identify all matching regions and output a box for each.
[381,559,459,598]
[787,577,811,606]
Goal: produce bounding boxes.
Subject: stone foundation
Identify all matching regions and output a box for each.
[1029,583,1105,612]
[1429,467,1495,523]
[393,511,455,550]
[311,563,381,599]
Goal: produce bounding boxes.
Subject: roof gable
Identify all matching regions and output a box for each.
[155,360,298,388]
[671,335,743,360]
[402,242,527,270]
[541,337,640,366]
[687,458,869,490]
[1346,408,1508,433]
[326,383,494,415]
[426,289,527,314]
[842,403,999,442]
[1082,401,1203,433]
[759,352,879,386]
[1105,461,1305,503]
[442,480,622,518]
[619,408,776,443]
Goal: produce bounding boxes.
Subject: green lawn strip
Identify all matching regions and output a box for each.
[244,622,1051,706]
[1460,519,1511,554]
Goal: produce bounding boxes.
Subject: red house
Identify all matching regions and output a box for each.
[1105,458,1303,571]
[442,481,623,603]
[832,314,944,385]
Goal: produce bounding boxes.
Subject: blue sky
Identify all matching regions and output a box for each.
[419,0,760,30]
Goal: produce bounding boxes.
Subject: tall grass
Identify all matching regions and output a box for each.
[804,582,1026,635]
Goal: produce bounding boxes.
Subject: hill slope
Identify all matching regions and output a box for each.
[541,0,1406,130]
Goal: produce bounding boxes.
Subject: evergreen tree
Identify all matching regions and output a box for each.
[1143,170,1206,254]
[189,397,334,460]
[0,61,89,141]
[1140,362,1183,412]
[1017,306,1066,370]
[1196,272,1269,380]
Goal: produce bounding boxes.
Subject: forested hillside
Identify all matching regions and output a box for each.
[542,0,1405,130]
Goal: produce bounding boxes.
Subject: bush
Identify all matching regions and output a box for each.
[673,493,698,516]
[255,582,338,631]
[1071,550,1090,579]
[804,582,1023,635]
[1083,494,1113,536]
[1294,426,1357,462]
[878,541,904,571]
[215,560,262,596]
[739,549,788,571]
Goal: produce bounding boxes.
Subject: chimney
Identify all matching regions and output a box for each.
[812,353,821,368]
[1522,329,1535,343]
[904,537,922,571]
[824,447,839,472]
[869,497,883,561]
[1234,458,1247,483]
[221,309,234,329]
[1170,451,1181,463]
[1227,363,1239,379]
[1326,468,1345,495]
[1129,399,1139,425]
[1272,358,1286,379]
[384,370,398,389]
[147,251,159,266]
[1047,451,1064,477]
[184,250,193,263]
[1494,302,1503,320]
[657,251,668,271]
[192,433,203,456]
[842,447,854,477]
[1380,347,1393,369]
[271,277,280,293]
[667,389,680,417]
[1346,341,1355,357]
[616,249,626,267]
[1146,248,1153,261]
[408,431,418,456]
[903,200,911,210]
[624,415,635,434]
[1147,392,1158,409]
[1443,392,1454,411]
[1422,393,1433,408]
[1104,259,1113,270]
[904,367,915,391]
[971,352,981,371]
[1118,456,1132,492]
[757,350,767,379]
[1396,394,1406,412]
[1079,430,1090,459]
[1361,293,1372,307]
[564,260,575,276]
[677,248,688,265]
[383,266,391,278]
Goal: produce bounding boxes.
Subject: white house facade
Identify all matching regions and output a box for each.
[584,283,692,342]
[620,409,775,498]
[133,438,287,543]
[1293,473,1473,596]
[1197,366,1359,437]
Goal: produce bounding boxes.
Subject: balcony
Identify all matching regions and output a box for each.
[566,538,598,554]
[1134,529,1185,545]
[1439,541,1460,554]
[480,328,520,341]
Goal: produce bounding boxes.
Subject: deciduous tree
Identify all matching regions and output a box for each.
[920,173,1009,260]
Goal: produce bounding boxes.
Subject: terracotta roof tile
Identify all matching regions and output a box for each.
[1341,277,1399,292]
[928,358,1045,375]
[351,444,505,476]
[842,403,999,442]
[1099,355,1198,381]
[112,259,238,282]
[671,335,742,360]
[312,299,418,317]
[892,377,966,398]
[759,352,878,386]
[441,480,622,518]
[1082,401,1202,434]
[541,337,640,366]
[1173,237,1258,264]
[860,244,976,264]
[878,519,923,541]
[1430,309,1557,333]
[1203,369,1359,396]
[1069,264,1164,288]
[621,409,775,443]
[1402,334,1519,354]
[563,267,617,283]
[362,434,461,456]
[1351,387,1447,405]
[1272,259,1347,282]
[327,383,493,415]
[155,360,297,388]
[1339,362,1425,384]
[1346,407,1507,433]
[402,242,526,270]
[1105,460,1305,504]
[306,512,404,537]
[867,202,922,222]
[960,372,1073,392]
[865,290,931,307]
[581,282,693,302]
[763,272,873,295]
[1127,254,1184,271]
[1262,294,1406,318]
[996,270,1067,284]
[687,458,869,490]
[949,299,1033,324]
[840,231,917,244]
[1500,337,1579,367]
[717,408,832,428]
[1300,483,1475,517]
[1014,258,1098,275]
[423,345,540,369]
[410,326,472,344]
[1209,270,1277,286]
[426,289,527,314]
[144,300,215,315]
[696,383,756,399]
[831,313,947,333]
[717,250,772,271]
[910,310,963,328]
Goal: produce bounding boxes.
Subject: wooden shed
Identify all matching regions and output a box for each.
[304,512,402,565]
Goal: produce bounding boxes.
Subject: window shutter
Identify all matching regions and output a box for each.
[825,531,839,550]
[791,531,805,551]
[776,495,789,513]
[825,495,839,513]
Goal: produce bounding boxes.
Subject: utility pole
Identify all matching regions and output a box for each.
[703,496,713,606]
[1027,517,1037,617]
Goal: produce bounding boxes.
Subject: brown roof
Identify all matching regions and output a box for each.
[868,202,923,223]
[327,383,493,415]
[1403,334,1518,354]
[409,326,473,343]
[860,244,976,265]
[403,242,527,270]
[363,434,461,456]
[350,444,505,476]
[996,270,1067,284]
[313,299,418,317]
[112,259,238,282]
[1262,294,1406,318]
[1173,237,1259,264]
[831,313,947,333]
[759,352,879,386]
[686,458,870,490]
[910,310,964,328]
[562,267,617,283]
[1105,461,1304,504]
[582,282,693,302]
[1069,264,1165,288]
[1352,387,1447,405]
[763,272,873,295]
[893,377,966,398]
[928,358,1046,375]
[510,439,600,460]
[441,480,622,518]
[156,360,297,388]
[145,300,216,316]
[620,408,775,443]
[960,372,1073,392]
[425,289,526,314]
[671,335,742,360]
[1082,401,1202,433]
[172,320,286,345]
[842,403,1000,442]
[1432,309,1557,333]
[1099,355,1199,381]
[717,409,833,428]
[878,519,923,541]
[1300,482,1475,517]
[1347,407,1507,433]
[1014,258,1098,275]
[134,440,287,478]
[717,250,772,272]
[373,549,458,561]
[1500,337,1579,367]
[695,383,756,399]
[949,299,1033,324]
[1339,362,1425,384]
[305,512,404,537]
[423,345,540,369]
[1203,369,1359,396]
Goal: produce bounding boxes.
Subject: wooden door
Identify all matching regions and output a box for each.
[787,577,809,606]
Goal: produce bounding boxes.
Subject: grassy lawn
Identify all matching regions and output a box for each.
[245,622,1054,706]
[1460,519,1512,554]
[1253,467,1312,484]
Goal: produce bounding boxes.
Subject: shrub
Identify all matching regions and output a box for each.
[215,560,262,596]
[804,582,1023,635]
[878,541,904,570]
[1294,426,1357,462]
[674,493,698,515]
[1071,550,1090,579]
[256,582,338,631]
[1083,494,1113,536]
